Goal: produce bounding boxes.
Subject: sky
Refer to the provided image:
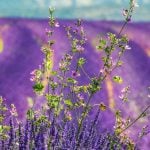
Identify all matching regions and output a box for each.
[0,0,149,21]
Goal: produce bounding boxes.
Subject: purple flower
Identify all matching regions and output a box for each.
[72,71,80,78]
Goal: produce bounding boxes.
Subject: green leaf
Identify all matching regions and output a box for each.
[100,39,106,46]
[96,38,106,51]
[27,109,34,120]
[67,78,77,84]
[0,125,3,133]
[51,70,57,76]
[33,82,44,92]
[113,76,123,84]
[64,99,73,107]
[46,94,60,109]
[78,58,86,67]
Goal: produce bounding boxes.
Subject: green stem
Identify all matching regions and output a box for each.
[76,94,93,142]
[119,104,150,134]
[118,21,128,37]
[80,66,91,81]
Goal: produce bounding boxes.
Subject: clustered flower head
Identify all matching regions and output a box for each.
[119,86,130,102]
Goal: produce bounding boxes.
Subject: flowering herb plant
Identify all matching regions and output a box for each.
[0,0,150,149]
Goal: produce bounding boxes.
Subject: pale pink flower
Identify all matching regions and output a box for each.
[125,45,131,50]
[55,22,60,27]
[10,104,18,117]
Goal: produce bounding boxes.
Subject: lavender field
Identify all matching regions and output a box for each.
[0,18,150,149]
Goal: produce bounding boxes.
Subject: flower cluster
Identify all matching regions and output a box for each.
[122,0,139,22]
[0,107,135,149]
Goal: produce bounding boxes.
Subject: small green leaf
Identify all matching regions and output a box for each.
[96,38,107,51]
[51,70,57,76]
[78,58,86,67]
[27,109,34,120]
[67,78,77,84]
[113,76,123,84]
[0,125,3,133]
[46,94,60,109]
[33,82,44,92]
[64,99,73,107]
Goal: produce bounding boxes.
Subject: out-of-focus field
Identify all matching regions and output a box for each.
[0,19,150,149]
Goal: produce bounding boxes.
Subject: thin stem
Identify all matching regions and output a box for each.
[119,104,150,134]
[76,94,93,142]
[118,21,128,37]
[80,66,91,81]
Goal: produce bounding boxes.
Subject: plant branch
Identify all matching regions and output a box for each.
[119,104,150,134]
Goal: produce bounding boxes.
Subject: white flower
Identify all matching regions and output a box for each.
[131,0,139,8]
[123,9,128,16]
[125,45,131,50]
[55,22,60,27]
